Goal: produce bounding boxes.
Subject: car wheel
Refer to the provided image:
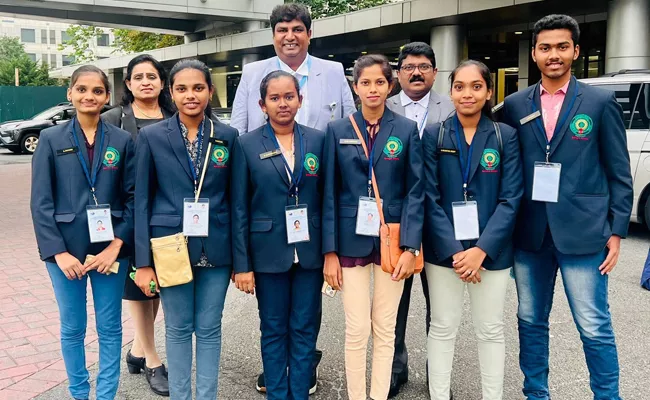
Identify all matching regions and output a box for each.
[20,133,39,154]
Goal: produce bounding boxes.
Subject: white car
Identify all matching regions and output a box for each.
[581,71,650,230]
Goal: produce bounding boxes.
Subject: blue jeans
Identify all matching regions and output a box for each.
[159,266,230,400]
[514,236,620,400]
[46,259,128,400]
[255,265,323,400]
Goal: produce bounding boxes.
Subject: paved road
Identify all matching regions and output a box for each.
[2,158,647,400]
[0,148,32,165]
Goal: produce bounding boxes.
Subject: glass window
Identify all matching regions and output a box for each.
[21,28,35,43]
[50,54,57,68]
[62,55,75,66]
[97,34,109,47]
[61,31,70,44]
[26,53,36,62]
[50,30,56,44]
[41,29,47,44]
[591,83,650,129]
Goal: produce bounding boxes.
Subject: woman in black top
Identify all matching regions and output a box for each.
[102,54,174,397]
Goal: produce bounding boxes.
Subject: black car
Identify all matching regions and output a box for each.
[0,103,113,154]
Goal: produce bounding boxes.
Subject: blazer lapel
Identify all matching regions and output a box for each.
[351,111,368,162]
[120,103,138,138]
[68,119,91,170]
[372,109,395,167]
[428,92,443,125]
[261,123,291,187]
[527,84,550,153]
[307,57,323,129]
[390,95,406,118]
[467,117,492,184]
[92,121,110,175]
[549,78,583,156]
[167,116,194,181]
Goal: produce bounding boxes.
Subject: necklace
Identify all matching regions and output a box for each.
[133,101,162,119]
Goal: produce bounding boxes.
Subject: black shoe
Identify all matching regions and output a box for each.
[145,364,170,397]
[256,373,267,393]
[126,350,146,374]
[310,349,322,395]
[388,370,408,398]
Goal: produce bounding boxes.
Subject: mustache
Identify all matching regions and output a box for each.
[409,75,425,83]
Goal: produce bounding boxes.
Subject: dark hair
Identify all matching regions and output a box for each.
[70,65,110,92]
[353,54,394,85]
[533,14,580,47]
[169,59,213,118]
[449,60,495,120]
[259,71,301,103]
[270,4,312,32]
[397,42,436,70]
[121,54,174,114]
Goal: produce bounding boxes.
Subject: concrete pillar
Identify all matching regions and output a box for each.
[184,32,205,44]
[518,37,531,91]
[108,68,124,107]
[606,0,650,73]
[243,20,264,32]
[242,54,261,66]
[430,25,465,94]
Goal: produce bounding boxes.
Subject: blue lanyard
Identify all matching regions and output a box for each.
[454,116,475,201]
[531,76,578,161]
[266,122,305,201]
[71,118,105,205]
[362,118,378,197]
[277,55,311,90]
[178,116,205,192]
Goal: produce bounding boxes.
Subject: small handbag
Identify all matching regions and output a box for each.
[349,115,424,274]
[150,119,215,288]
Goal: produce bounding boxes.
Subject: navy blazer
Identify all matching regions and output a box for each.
[134,114,238,268]
[422,116,523,270]
[31,119,135,262]
[502,78,634,254]
[231,123,325,274]
[322,108,424,257]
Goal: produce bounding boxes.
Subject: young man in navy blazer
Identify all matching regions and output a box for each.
[500,15,633,400]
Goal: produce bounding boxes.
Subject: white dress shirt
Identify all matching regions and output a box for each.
[400,90,431,137]
[278,55,310,126]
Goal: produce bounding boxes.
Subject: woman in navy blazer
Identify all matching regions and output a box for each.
[30,65,135,400]
[421,60,523,400]
[133,59,238,400]
[321,54,424,400]
[231,71,325,400]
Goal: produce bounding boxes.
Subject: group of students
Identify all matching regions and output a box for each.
[29,4,633,400]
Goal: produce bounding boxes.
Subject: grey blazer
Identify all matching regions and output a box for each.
[230,55,357,134]
[386,90,455,130]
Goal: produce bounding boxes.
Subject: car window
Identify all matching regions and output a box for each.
[591,83,649,129]
[63,109,76,120]
[31,107,64,121]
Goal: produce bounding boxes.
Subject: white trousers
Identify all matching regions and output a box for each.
[425,263,510,400]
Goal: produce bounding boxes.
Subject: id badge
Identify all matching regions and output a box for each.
[86,205,115,243]
[356,196,382,237]
[532,162,562,203]
[285,205,310,244]
[183,198,209,237]
[452,201,480,241]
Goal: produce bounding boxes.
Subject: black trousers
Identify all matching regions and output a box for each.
[391,268,431,375]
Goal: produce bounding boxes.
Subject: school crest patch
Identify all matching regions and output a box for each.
[304,153,319,176]
[103,147,120,168]
[570,114,593,138]
[480,149,500,172]
[383,136,403,159]
[211,146,229,167]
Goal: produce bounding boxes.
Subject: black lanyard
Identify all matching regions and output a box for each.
[531,76,578,162]
[266,122,305,202]
[71,118,105,205]
[454,116,475,202]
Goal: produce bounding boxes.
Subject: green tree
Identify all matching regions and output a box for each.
[58,25,104,63]
[0,37,57,86]
[287,0,396,19]
[111,29,184,53]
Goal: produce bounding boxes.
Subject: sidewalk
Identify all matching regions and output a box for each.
[0,164,137,400]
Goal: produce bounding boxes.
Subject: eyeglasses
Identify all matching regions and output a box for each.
[400,64,434,73]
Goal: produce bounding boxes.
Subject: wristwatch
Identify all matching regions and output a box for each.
[402,246,420,256]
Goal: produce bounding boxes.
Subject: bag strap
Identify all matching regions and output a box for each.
[493,121,503,154]
[194,119,214,202]
[348,115,386,226]
[437,117,503,154]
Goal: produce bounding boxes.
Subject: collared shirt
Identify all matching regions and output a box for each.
[179,117,214,268]
[400,90,431,137]
[278,55,310,125]
[540,80,570,141]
